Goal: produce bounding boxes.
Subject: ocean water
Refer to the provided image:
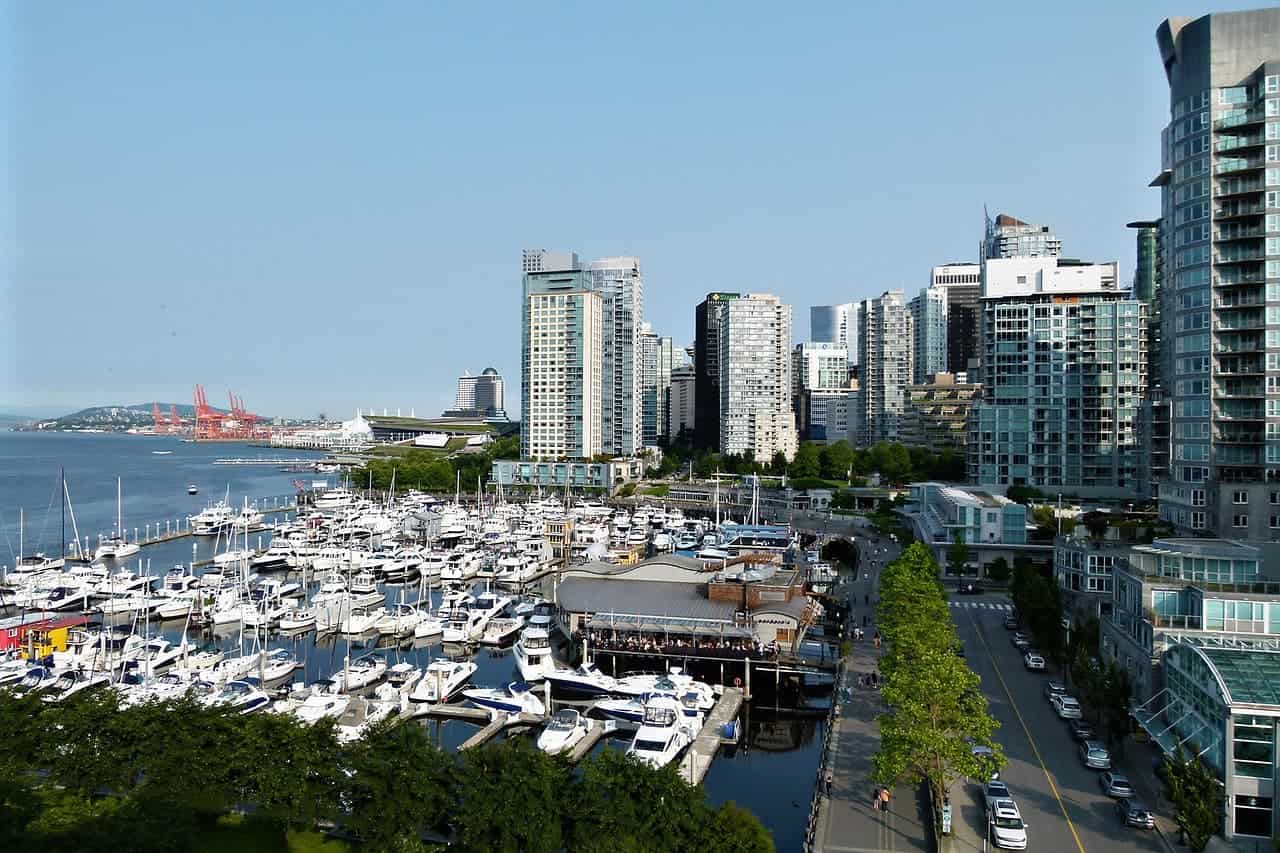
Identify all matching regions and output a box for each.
[0,431,822,852]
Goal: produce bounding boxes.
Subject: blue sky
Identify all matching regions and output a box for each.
[1,2,1260,417]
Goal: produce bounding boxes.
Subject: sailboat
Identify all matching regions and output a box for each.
[95,477,140,560]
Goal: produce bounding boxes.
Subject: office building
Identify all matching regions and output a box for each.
[909,285,949,383]
[587,257,644,457]
[967,257,1145,495]
[693,293,740,450]
[981,212,1063,260]
[1152,9,1280,539]
[668,364,696,441]
[520,251,603,460]
[810,303,858,367]
[718,294,798,461]
[1102,534,1280,840]
[801,388,856,444]
[855,291,913,447]
[444,368,507,420]
[901,373,979,450]
[932,263,983,376]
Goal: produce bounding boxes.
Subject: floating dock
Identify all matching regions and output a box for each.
[566,718,616,763]
[458,712,544,750]
[677,686,744,785]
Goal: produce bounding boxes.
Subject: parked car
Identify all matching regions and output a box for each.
[984,778,1011,805]
[986,798,1028,850]
[1066,718,1094,742]
[1099,771,1135,798]
[1115,798,1156,830]
[1003,614,1018,630]
[1043,681,1067,703]
[1079,740,1112,770]
[1023,651,1046,671]
[1011,632,1030,650]
[959,582,984,595]
[1052,694,1082,719]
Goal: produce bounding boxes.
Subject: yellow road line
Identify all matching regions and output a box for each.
[966,608,1086,853]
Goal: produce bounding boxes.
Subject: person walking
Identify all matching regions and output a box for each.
[873,632,881,649]
[879,787,891,812]
[824,769,833,797]
[871,787,881,811]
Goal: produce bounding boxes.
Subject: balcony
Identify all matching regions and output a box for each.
[1151,613,1203,630]
[1216,156,1266,174]
[1215,380,1265,397]
[1215,202,1266,219]
[1215,428,1264,444]
[1215,293,1266,308]
[1215,225,1265,241]
[1214,403,1266,420]
[1215,250,1266,264]
[1215,272,1266,286]
[1215,109,1266,130]
[1216,134,1266,152]
[1214,180,1266,198]
[1215,314,1267,331]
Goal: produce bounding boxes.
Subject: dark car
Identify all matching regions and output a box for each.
[1003,614,1018,630]
[958,582,983,595]
[1115,798,1156,830]
[1067,719,1095,742]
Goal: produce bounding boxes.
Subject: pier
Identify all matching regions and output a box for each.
[458,712,545,750]
[677,686,744,785]
[565,717,616,763]
[212,457,327,467]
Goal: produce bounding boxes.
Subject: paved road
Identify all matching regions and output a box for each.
[951,594,1164,853]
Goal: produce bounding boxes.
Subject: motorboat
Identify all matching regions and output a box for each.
[30,584,95,613]
[251,543,298,572]
[536,708,590,755]
[0,656,33,687]
[514,627,557,682]
[242,598,296,629]
[206,651,262,685]
[137,637,188,673]
[213,547,254,567]
[96,594,162,617]
[478,615,524,646]
[340,606,383,635]
[198,679,271,714]
[614,668,718,713]
[117,669,200,707]
[462,681,546,716]
[257,649,301,687]
[9,665,60,696]
[331,653,387,693]
[373,602,426,638]
[94,535,140,561]
[412,612,446,639]
[292,681,351,723]
[180,644,225,672]
[278,608,317,632]
[334,695,396,743]
[190,503,236,536]
[187,485,199,495]
[372,662,422,704]
[625,694,694,769]
[409,658,477,704]
[545,662,619,699]
[41,669,111,703]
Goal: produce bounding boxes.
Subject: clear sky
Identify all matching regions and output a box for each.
[2,2,1263,417]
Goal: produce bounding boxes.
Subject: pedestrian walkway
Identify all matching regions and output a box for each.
[810,627,931,853]
[948,601,1014,612]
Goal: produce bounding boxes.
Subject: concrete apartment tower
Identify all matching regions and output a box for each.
[718,294,798,461]
[810,303,858,369]
[520,250,603,460]
[1154,10,1280,541]
[586,257,644,457]
[909,285,949,383]
[855,291,914,447]
[693,293,740,450]
[792,341,851,442]
[981,212,1063,260]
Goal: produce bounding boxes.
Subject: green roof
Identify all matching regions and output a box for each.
[1199,647,1280,707]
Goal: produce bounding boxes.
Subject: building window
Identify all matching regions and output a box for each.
[1233,514,1250,528]
[1192,511,1206,529]
[1270,515,1280,529]
[1235,794,1273,837]
[1233,490,1249,505]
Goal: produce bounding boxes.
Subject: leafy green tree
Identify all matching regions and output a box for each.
[770,451,788,475]
[869,442,912,483]
[343,723,453,851]
[790,442,821,479]
[819,441,854,481]
[1165,747,1223,852]
[706,801,775,853]
[947,531,970,578]
[454,739,571,853]
[986,556,1010,583]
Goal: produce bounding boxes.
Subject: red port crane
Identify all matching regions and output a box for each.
[193,385,267,441]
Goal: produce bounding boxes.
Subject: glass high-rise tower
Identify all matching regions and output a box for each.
[1154,10,1280,540]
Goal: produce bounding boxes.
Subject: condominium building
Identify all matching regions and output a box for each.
[1129,220,1169,500]
[901,372,979,449]
[668,364,696,440]
[932,263,983,376]
[587,257,644,456]
[1152,9,1280,539]
[520,251,603,460]
[810,303,858,367]
[967,257,1145,495]
[909,285,949,383]
[855,291,913,447]
[693,293,740,450]
[638,325,678,446]
[792,341,850,441]
[901,482,1042,578]
[981,212,1062,260]
[718,294,798,461]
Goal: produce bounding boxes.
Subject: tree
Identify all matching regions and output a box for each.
[770,451,788,476]
[454,739,572,853]
[1082,511,1110,541]
[790,442,821,479]
[819,441,854,481]
[947,531,970,578]
[869,442,912,484]
[343,723,453,850]
[1165,747,1223,852]
[986,556,1010,583]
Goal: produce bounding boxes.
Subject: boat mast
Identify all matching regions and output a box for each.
[60,468,66,558]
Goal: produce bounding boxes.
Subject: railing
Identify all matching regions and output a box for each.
[802,658,846,853]
[1215,109,1266,129]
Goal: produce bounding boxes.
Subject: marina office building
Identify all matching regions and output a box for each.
[1101,536,1280,841]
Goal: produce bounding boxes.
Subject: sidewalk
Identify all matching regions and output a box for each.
[809,633,931,853]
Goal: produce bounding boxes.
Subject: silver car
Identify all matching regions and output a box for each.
[1079,740,1111,770]
[1099,771,1135,798]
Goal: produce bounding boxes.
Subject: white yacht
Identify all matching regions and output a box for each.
[409,658,477,704]
[198,679,271,714]
[293,683,351,724]
[373,602,426,638]
[334,695,396,743]
[331,653,387,693]
[278,608,317,632]
[514,627,557,681]
[340,606,383,635]
[190,503,236,535]
[536,708,589,755]
[462,681,545,716]
[626,694,695,768]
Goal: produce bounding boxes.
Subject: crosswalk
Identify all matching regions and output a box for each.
[949,601,1014,611]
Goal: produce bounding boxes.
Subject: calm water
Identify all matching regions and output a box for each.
[0,431,823,852]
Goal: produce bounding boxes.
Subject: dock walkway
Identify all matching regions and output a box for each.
[676,686,744,785]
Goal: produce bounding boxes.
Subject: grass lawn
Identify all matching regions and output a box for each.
[194,816,350,853]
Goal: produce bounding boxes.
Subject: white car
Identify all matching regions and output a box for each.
[1052,694,1083,719]
[1023,651,1046,671]
[987,798,1028,849]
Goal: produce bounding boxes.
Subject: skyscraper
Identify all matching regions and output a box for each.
[810,303,858,367]
[909,285,949,384]
[587,257,644,456]
[693,293,740,450]
[445,367,507,420]
[1128,220,1167,500]
[638,325,677,446]
[718,294,797,461]
[855,291,914,447]
[967,257,1144,492]
[792,341,850,442]
[932,263,983,377]
[981,213,1063,260]
[668,364,696,441]
[1154,10,1280,540]
[520,251,603,460]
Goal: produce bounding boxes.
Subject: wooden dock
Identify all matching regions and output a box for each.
[677,687,744,785]
[566,718,617,763]
[458,712,544,750]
